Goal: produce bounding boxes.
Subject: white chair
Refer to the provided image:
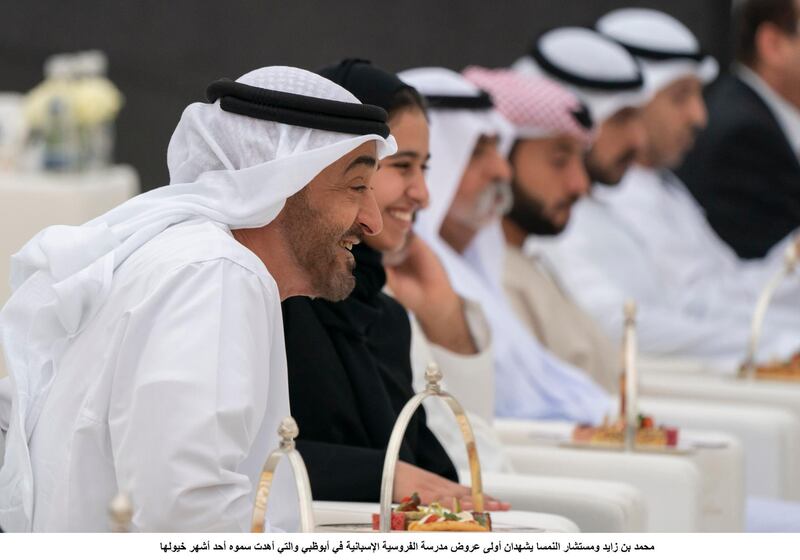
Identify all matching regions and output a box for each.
[470,470,647,532]
[640,357,800,420]
[495,419,746,532]
[639,396,799,500]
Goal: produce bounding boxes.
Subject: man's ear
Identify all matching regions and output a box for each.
[756,22,790,68]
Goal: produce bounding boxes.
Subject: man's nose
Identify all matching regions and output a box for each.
[567,159,591,197]
[358,189,383,236]
[628,119,648,153]
[489,146,512,182]
[690,94,708,130]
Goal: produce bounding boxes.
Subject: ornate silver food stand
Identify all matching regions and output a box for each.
[377,362,484,532]
[739,238,799,379]
[249,363,489,532]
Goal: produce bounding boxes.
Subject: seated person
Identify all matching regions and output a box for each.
[545,8,799,370]
[678,0,800,259]
[399,66,612,424]
[0,66,396,531]
[463,66,619,392]
[282,60,508,510]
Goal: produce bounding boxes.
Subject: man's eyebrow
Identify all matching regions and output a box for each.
[387,150,430,161]
[345,155,378,173]
[554,139,577,152]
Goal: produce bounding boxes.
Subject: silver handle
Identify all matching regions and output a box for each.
[378,363,484,532]
[251,416,316,533]
[739,238,799,379]
[622,300,638,451]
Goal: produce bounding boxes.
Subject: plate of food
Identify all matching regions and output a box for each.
[563,414,688,455]
[313,496,561,533]
[754,351,800,382]
[370,493,491,532]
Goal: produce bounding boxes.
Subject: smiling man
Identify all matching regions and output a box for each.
[0,66,395,532]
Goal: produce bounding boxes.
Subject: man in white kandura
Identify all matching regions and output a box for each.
[544,9,799,371]
[0,66,396,532]
[399,67,612,424]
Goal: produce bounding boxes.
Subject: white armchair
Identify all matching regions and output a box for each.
[469,470,647,532]
[640,359,800,420]
[639,396,799,500]
[494,419,745,532]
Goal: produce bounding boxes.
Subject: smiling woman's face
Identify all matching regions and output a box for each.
[365,107,431,253]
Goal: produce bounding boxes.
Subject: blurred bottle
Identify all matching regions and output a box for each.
[22,50,122,173]
[73,50,116,170]
[40,55,79,172]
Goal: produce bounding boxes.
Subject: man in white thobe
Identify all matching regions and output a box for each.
[544,9,799,371]
[399,67,612,425]
[0,66,396,532]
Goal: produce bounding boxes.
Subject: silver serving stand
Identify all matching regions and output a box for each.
[378,362,484,532]
[563,300,690,455]
[250,416,316,532]
[622,300,638,451]
[739,238,799,380]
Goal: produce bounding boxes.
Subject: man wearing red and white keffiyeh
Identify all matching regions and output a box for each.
[463,66,620,392]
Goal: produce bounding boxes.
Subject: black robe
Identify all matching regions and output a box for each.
[282,244,458,502]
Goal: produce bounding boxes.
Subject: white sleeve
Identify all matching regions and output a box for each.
[0,377,10,463]
[108,259,278,532]
[409,302,515,474]
[423,298,494,424]
[549,245,767,370]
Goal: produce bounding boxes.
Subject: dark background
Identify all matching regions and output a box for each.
[1,0,733,190]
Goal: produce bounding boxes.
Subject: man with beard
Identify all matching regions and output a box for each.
[463,67,618,392]
[0,66,396,532]
[513,27,649,189]
[282,60,508,509]
[399,67,612,424]
[545,9,799,370]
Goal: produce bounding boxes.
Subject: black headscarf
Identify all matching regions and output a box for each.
[317,58,413,112]
[282,61,456,502]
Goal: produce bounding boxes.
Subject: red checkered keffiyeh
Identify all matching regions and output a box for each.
[463,66,595,147]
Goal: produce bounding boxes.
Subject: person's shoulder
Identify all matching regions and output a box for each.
[706,75,777,135]
[136,220,267,275]
[116,219,277,299]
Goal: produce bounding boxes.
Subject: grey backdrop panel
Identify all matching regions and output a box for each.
[0,0,732,191]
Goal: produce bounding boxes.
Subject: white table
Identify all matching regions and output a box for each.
[0,165,139,377]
